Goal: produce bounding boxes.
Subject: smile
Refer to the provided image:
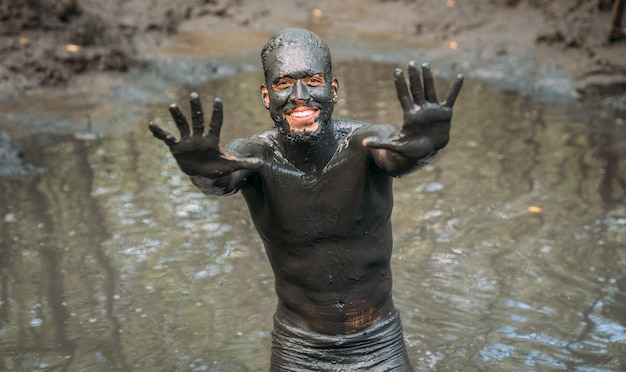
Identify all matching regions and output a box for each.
[284,107,320,131]
[289,109,317,118]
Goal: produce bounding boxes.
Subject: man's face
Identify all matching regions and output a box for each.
[261,43,338,134]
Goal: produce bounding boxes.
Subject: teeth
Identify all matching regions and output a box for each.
[289,110,315,118]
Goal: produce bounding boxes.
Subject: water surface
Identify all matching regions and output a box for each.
[1,60,625,371]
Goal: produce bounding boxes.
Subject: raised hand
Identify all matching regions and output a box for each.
[149,92,263,179]
[364,62,463,159]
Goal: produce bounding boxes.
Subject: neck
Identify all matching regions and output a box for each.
[278,120,338,174]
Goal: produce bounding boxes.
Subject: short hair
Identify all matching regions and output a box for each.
[261,28,332,81]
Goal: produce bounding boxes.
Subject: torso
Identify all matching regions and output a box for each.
[237,119,397,335]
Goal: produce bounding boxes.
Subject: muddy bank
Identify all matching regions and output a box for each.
[1,0,625,99]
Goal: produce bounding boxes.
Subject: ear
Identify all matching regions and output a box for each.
[331,78,339,102]
[260,85,270,109]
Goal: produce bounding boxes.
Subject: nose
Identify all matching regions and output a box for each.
[290,79,311,102]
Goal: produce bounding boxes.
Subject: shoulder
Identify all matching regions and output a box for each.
[333,118,366,131]
[227,129,278,158]
[333,118,368,140]
[333,119,396,142]
[252,128,280,143]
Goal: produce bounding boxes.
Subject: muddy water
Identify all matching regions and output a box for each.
[1,60,625,371]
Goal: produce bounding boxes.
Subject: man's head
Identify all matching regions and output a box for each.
[260,29,338,138]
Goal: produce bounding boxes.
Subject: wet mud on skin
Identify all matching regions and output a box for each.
[1,61,625,370]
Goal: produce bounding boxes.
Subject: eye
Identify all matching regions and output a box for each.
[273,79,293,90]
[306,75,325,87]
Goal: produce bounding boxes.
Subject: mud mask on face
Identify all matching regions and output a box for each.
[263,44,336,138]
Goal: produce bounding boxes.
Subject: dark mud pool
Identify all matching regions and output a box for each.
[1,60,625,371]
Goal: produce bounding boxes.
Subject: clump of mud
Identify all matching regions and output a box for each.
[0,0,237,96]
[0,0,138,93]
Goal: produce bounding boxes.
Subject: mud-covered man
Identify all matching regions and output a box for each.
[149,28,463,370]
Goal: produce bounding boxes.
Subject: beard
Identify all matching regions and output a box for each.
[280,125,324,144]
[273,104,334,145]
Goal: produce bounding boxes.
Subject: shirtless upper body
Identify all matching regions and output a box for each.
[149,28,463,335]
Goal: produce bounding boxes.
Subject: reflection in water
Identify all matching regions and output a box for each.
[0,61,625,370]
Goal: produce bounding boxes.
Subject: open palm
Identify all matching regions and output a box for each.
[364,62,463,159]
[149,92,263,179]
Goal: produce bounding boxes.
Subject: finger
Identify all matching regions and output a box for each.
[148,122,178,147]
[394,68,413,112]
[407,61,424,105]
[361,136,399,152]
[421,63,438,103]
[168,103,190,139]
[231,157,265,170]
[203,157,265,179]
[208,98,223,139]
[189,92,205,136]
[443,74,464,108]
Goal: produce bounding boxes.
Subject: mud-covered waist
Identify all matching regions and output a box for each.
[270,310,412,371]
[274,296,395,335]
[272,309,401,347]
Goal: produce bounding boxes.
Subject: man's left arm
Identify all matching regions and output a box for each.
[362,62,463,177]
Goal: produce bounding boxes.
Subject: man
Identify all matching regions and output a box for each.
[149,28,463,370]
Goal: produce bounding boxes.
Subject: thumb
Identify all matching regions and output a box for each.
[362,136,398,152]
[233,157,265,170]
